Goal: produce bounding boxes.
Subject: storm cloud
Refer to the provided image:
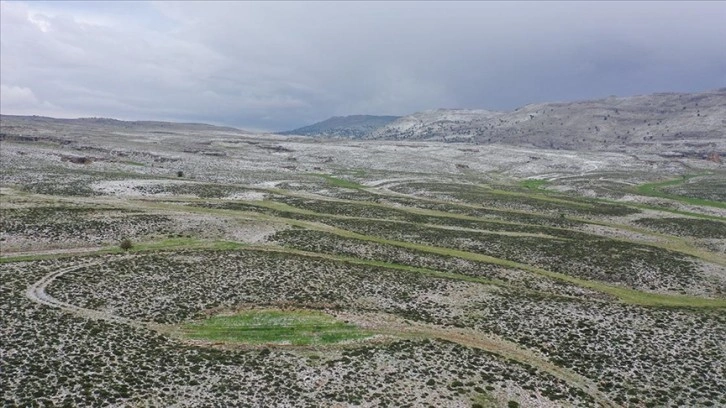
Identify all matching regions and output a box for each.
[1,1,724,131]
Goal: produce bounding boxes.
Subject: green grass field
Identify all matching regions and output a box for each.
[315,174,365,189]
[182,309,371,345]
[520,179,548,190]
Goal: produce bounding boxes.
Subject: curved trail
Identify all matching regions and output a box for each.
[25,260,159,330]
[336,311,619,408]
[25,257,617,408]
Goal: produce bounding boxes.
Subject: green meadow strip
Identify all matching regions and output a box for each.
[0,238,246,263]
[635,174,726,209]
[241,195,725,267]
[139,194,726,270]
[316,225,726,309]
[248,245,507,288]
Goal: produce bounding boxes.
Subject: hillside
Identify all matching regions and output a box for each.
[0,115,261,160]
[280,115,400,138]
[367,89,726,153]
[0,115,248,134]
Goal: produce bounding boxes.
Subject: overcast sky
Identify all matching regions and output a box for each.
[2,1,725,131]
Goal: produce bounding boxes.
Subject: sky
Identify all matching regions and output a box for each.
[1,1,725,131]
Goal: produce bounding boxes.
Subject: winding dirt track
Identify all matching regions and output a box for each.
[25,260,159,330]
[24,254,617,408]
[337,311,618,408]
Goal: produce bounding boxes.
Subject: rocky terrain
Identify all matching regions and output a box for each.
[369,89,726,152]
[1,112,724,407]
[281,89,726,158]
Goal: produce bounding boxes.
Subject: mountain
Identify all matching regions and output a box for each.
[367,109,501,142]
[367,89,726,152]
[280,115,400,138]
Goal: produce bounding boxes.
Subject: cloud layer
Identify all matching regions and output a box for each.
[2,1,725,130]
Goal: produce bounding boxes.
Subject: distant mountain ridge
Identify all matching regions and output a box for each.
[366,89,726,152]
[280,115,400,138]
[276,89,725,154]
[4,88,724,155]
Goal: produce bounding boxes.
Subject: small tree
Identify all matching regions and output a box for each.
[119,239,133,251]
[176,170,184,177]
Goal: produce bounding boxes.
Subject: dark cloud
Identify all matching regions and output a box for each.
[1,1,724,131]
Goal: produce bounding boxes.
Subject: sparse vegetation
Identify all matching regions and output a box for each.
[1,115,724,407]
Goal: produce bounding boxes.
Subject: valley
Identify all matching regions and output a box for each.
[1,113,725,407]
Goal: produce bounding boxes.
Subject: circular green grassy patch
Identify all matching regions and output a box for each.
[182,309,371,346]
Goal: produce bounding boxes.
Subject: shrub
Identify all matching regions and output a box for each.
[119,239,133,251]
